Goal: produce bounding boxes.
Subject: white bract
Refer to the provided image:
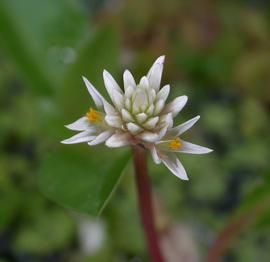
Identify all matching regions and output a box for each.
[62,56,212,180]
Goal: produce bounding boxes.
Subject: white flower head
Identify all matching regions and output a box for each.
[62,56,213,180]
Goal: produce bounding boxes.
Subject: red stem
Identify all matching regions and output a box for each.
[132,146,164,262]
[206,203,265,262]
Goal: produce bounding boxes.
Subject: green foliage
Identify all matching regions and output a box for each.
[58,26,120,120]
[0,0,89,94]
[0,0,270,260]
[39,146,130,216]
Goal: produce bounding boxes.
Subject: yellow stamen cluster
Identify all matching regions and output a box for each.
[86,108,101,123]
[169,138,182,150]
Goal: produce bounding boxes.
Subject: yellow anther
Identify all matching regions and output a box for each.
[86,108,101,123]
[169,138,182,150]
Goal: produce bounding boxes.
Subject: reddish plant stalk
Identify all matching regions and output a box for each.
[206,203,265,262]
[132,146,164,262]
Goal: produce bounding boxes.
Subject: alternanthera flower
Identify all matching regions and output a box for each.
[61,56,212,180]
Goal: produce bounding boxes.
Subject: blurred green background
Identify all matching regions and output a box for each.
[0,0,270,261]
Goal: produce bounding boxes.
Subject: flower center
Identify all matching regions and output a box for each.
[86,108,101,123]
[169,138,182,150]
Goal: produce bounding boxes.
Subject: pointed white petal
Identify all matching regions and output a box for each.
[138,132,160,142]
[121,109,134,122]
[157,113,173,139]
[148,64,163,91]
[103,103,118,115]
[103,70,123,94]
[88,130,112,146]
[162,95,188,117]
[177,140,213,154]
[112,91,124,111]
[156,85,170,102]
[150,55,165,66]
[123,70,136,92]
[136,113,148,123]
[154,99,165,115]
[157,125,169,140]
[105,115,122,128]
[82,76,117,115]
[143,116,159,129]
[61,131,95,144]
[161,154,189,180]
[103,70,124,110]
[82,76,103,108]
[147,56,165,91]
[125,85,135,98]
[139,76,149,89]
[146,104,154,115]
[150,146,161,164]
[147,88,156,104]
[65,116,92,131]
[168,116,200,138]
[160,112,173,127]
[133,89,148,113]
[127,122,142,134]
[105,132,130,148]
[124,98,131,110]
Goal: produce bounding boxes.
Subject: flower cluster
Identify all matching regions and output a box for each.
[62,56,212,180]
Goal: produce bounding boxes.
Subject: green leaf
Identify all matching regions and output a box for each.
[58,26,120,119]
[0,0,89,94]
[38,146,130,216]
